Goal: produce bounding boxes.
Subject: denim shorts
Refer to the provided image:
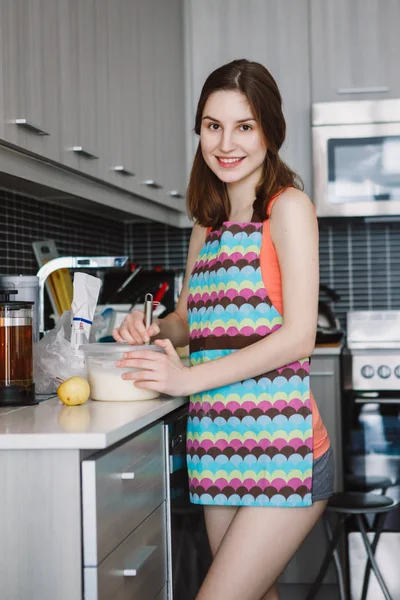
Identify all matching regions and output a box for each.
[312,446,335,502]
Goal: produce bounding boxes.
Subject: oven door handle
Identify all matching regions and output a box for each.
[354,397,400,404]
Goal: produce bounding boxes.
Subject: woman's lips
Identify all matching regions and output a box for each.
[216,157,245,169]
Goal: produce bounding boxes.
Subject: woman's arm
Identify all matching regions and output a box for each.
[118,189,319,398]
[186,188,319,394]
[149,222,207,347]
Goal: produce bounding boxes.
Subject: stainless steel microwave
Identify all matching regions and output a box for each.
[312,99,400,217]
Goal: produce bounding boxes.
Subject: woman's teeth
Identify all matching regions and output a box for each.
[217,157,244,167]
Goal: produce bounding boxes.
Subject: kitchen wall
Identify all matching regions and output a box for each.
[2,187,400,331]
[0,188,124,273]
[319,218,400,327]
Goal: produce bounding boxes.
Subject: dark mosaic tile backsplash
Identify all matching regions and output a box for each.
[0,188,125,274]
[2,187,400,332]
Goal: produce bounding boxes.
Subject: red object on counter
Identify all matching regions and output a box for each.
[153,281,169,304]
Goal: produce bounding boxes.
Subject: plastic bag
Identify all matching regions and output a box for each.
[33,310,105,394]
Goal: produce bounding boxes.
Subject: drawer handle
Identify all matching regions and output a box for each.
[141,179,163,189]
[336,86,389,95]
[112,165,135,176]
[14,119,49,136]
[70,146,99,159]
[168,190,184,199]
[121,472,135,480]
[123,545,157,577]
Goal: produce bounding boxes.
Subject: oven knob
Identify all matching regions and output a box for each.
[395,366,400,379]
[361,365,375,379]
[377,365,391,379]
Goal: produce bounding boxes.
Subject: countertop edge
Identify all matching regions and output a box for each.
[0,396,189,451]
[313,345,343,356]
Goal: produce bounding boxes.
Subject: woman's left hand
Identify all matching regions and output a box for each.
[116,339,193,397]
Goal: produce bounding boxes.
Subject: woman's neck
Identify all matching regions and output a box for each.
[226,165,262,220]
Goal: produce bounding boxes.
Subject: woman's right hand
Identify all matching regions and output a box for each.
[112,309,161,345]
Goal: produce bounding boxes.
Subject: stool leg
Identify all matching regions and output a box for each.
[305,514,347,600]
[355,514,393,600]
[324,516,348,600]
[360,512,387,600]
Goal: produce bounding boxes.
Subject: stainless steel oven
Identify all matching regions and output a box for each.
[342,311,400,532]
[312,99,400,217]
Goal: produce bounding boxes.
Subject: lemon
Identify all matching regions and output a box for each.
[57,376,90,406]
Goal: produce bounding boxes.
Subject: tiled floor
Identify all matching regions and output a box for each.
[349,532,400,600]
[278,533,400,599]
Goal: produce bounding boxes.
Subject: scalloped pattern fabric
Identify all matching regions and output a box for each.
[187,220,314,507]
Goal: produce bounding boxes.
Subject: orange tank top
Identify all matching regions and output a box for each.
[261,189,330,459]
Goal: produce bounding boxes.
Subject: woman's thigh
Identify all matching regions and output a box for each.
[196,500,327,600]
[203,505,238,556]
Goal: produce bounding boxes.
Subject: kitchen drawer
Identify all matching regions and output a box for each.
[84,502,167,600]
[82,422,166,566]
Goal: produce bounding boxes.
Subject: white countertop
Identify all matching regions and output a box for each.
[0,346,341,451]
[0,395,188,450]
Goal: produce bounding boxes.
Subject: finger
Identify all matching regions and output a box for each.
[112,328,125,343]
[130,316,150,343]
[122,369,160,381]
[113,327,142,345]
[118,326,138,345]
[117,358,160,370]
[147,323,160,337]
[154,338,179,358]
[121,350,165,361]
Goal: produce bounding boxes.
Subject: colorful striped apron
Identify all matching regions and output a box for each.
[186,217,313,507]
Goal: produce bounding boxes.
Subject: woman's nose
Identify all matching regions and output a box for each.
[219,130,236,154]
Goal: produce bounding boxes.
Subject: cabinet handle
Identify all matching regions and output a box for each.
[112,165,135,176]
[168,190,184,199]
[123,545,157,577]
[141,179,163,189]
[14,119,49,136]
[70,146,99,159]
[310,371,334,376]
[121,472,135,480]
[336,86,389,95]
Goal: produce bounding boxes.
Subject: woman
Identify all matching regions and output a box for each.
[113,59,334,600]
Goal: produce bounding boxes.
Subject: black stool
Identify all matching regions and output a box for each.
[306,492,399,600]
[345,474,395,495]
[344,474,399,598]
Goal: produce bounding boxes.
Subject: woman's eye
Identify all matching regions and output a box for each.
[208,123,220,131]
[240,124,252,131]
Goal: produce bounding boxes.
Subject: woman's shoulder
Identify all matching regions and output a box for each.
[268,187,315,220]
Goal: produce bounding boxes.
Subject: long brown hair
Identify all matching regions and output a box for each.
[186,59,303,227]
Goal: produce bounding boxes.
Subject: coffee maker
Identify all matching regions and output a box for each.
[0,289,37,406]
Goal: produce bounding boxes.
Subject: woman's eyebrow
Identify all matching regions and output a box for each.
[202,116,256,123]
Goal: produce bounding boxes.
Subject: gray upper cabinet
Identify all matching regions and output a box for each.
[310,0,400,102]
[0,0,60,160]
[153,0,187,208]
[0,0,187,217]
[103,0,140,193]
[185,0,313,194]
[58,0,100,178]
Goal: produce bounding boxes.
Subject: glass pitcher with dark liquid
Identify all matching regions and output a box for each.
[0,289,37,406]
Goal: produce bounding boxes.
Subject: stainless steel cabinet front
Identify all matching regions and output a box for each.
[82,422,166,566]
[84,502,167,600]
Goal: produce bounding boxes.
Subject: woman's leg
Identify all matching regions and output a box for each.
[196,500,327,600]
[203,505,238,556]
[261,583,280,600]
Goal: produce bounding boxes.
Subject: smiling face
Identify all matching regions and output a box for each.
[200,90,267,187]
